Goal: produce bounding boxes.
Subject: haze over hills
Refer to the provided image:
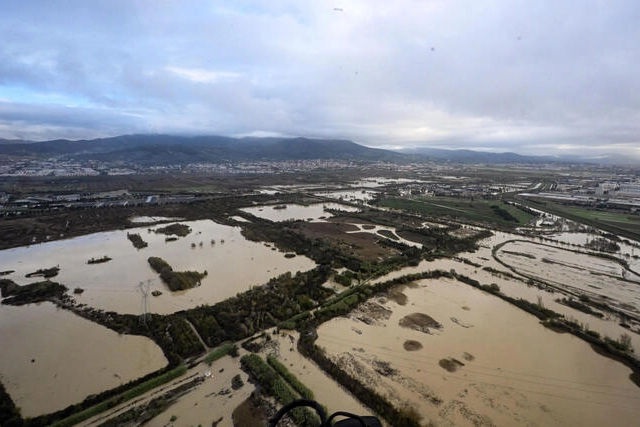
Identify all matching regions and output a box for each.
[0,134,625,166]
[398,146,640,166]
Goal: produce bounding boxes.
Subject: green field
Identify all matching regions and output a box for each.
[520,198,640,241]
[377,196,535,227]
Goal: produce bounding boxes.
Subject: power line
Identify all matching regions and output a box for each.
[138,280,151,324]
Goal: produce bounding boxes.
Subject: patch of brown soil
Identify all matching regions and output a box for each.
[232,394,284,427]
[462,352,475,361]
[386,286,408,305]
[351,301,393,326]
[298,222,397,261]
[303,221,360,233]
[399,312,442,333]
[439,358,465,372]
[403,340,423,351]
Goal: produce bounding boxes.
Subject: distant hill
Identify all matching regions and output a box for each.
[397,147,564,164]
[400,147,640,166]
[0,135,407,165]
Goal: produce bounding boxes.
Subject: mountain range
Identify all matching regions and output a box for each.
[0,135,404,165]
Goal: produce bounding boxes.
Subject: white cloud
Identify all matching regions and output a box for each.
[165,67,241,83]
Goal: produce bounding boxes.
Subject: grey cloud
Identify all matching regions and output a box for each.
[0,0,638,158]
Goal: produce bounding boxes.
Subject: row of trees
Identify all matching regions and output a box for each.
[186,267,334,347]
[240,354,319,426]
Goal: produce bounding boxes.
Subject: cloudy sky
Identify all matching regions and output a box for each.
[1,0,639,158]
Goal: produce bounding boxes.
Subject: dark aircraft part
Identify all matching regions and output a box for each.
[268,399,382,427]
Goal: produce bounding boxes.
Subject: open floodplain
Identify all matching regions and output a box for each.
[0,219,316,314]
[2,174,640,426]
[317,277,640,426]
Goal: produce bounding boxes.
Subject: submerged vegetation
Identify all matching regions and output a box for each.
[87,255,112,264]
[153,223,191,237]
[0,280,67,306]
[25,266,60,278]
[126,232,148,249]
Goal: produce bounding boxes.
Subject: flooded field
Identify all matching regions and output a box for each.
[129,216,183,223]
[346,223,422,248]
[496,240,640,316]
[314,189,378,203]
[546,231,640,272]
[370,229,640,356]
[348,177,423,187]
[153,333,368,427]
[81,331,370,427]
[241,203,359,222]
[0,220,316,314]
[0,302,167,417]
[317,278,640,426]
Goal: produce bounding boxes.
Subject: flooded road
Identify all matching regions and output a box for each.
[0,302,167,417]
[346,223,422,248]
[0,220,316,314]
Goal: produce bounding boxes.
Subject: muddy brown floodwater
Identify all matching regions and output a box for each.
[0,302,167,417]
[317,278,640,426]
[378,229,640,351]
[0,219,316,314]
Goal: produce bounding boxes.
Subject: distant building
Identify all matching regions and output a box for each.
[617,184,640,198]
[595,182,617,196]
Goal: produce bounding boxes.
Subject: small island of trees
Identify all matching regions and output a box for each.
[147,257,207,291]
[87,256,112,264]
[127,233,148,249]
[153,223,192,237]
[25,266,60,279]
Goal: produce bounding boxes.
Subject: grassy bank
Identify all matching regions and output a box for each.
[50,365,187,427]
